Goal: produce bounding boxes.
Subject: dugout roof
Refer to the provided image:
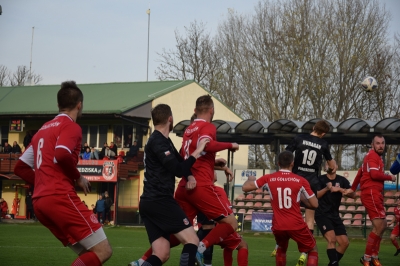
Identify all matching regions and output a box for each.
[173,117,400,145]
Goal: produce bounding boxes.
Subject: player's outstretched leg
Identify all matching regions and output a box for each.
[390,233,400,256]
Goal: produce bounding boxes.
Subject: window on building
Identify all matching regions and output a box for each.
[113,125,139,148]
[80,125,108,148]
[1,125,9,146]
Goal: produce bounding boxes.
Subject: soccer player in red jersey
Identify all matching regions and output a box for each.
[174,95,239,263]
[387,197,400,256]
[350,135,396,266]
[242,151,319,266]
[14,81,112,266]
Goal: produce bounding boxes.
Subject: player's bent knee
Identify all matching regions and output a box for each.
[90,239,113,263]
[311,245,318,252]
[220,215,238,230]
[237,240,248,250]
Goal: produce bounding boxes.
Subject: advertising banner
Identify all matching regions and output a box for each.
[234,169,265,186]
[77,160,118,182]
[251,212,273,232]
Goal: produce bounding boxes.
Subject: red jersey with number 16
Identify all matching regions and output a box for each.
[179,119,232,187]
[255,170,314,230]
[19,114,82,199]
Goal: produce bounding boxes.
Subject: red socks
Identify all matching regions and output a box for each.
[392,238,400,249]
[307,251,318,266]
[275,247,286,266]
[71,251,101,266]
[142,247,153,261]
[237,248,248,266]
[223,248,233,266]
[365,232,381,257]
[202,223,235,247]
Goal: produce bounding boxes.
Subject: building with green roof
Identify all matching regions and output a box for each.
[0,80,248,224]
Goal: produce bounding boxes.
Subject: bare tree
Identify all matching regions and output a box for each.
[155,21,221,93]
[155,0,400,169]
[8,65,42,86]
[0,65,9,86]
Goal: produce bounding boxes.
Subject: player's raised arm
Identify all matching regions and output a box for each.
[242,176,258,192]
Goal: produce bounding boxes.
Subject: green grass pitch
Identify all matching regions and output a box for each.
[0,223,399,265]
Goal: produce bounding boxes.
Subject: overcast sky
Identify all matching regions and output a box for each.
[1,0,399,85]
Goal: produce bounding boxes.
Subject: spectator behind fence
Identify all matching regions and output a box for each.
[25,191,35,220]
[12,141,21,154]
[82,147,91,160]
[95,195,105,224]
[0,198,8,218]
[104,191,113,224]
[105,142,117,158]
[126,140,139,159]
[124,134,133,148]
[3,142,12,153]
[23,130,34,148]
[80,142,89,158]
[99,142,108,159]
[90,147,99,160]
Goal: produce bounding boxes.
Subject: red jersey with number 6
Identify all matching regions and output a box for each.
[19,114,82,199]
[254,170,315,230]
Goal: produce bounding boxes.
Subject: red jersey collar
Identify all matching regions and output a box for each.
[56,113,73,122]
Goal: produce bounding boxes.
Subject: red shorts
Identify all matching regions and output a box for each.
[392,225,400,237]
[175,185,232,221]
[219,232,242,250]
[361,189,386,220]
[272,224,316,253]
[34,193,102,246]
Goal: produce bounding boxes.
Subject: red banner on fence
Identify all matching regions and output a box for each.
[77,160,118,182]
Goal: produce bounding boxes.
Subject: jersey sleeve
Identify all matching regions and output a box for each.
[285,137,298,152]
[198,123,232,152]
[367,152,382,171]
[322,143,333,161]
[153,136,195,178]
[55,123,82,154]
[19,145,34,168]
[300,178,315,198]
[255,175,269,188]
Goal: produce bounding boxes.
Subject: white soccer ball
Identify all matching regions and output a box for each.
[361,76,378,92]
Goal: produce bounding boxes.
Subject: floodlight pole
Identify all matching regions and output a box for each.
[29,27,35,85]
[146,8,151,82]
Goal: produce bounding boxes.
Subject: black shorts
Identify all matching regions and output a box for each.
[315,214,347,236]
[197,212,214,226]
[139,198,192,244]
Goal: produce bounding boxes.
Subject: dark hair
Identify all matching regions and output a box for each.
[151,104,172,126]
[195,95,213,114]
[57,81,83,111]
[313,120,330,135]
[278,151,294,168]
[372,134,384,142]
[190,113,197,123]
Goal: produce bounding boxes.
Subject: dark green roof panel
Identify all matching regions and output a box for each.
[0,80,194,115]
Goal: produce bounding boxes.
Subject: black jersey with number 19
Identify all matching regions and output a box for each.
[286,134,332,182]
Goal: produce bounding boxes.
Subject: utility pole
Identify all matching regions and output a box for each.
[146,8,150,81]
